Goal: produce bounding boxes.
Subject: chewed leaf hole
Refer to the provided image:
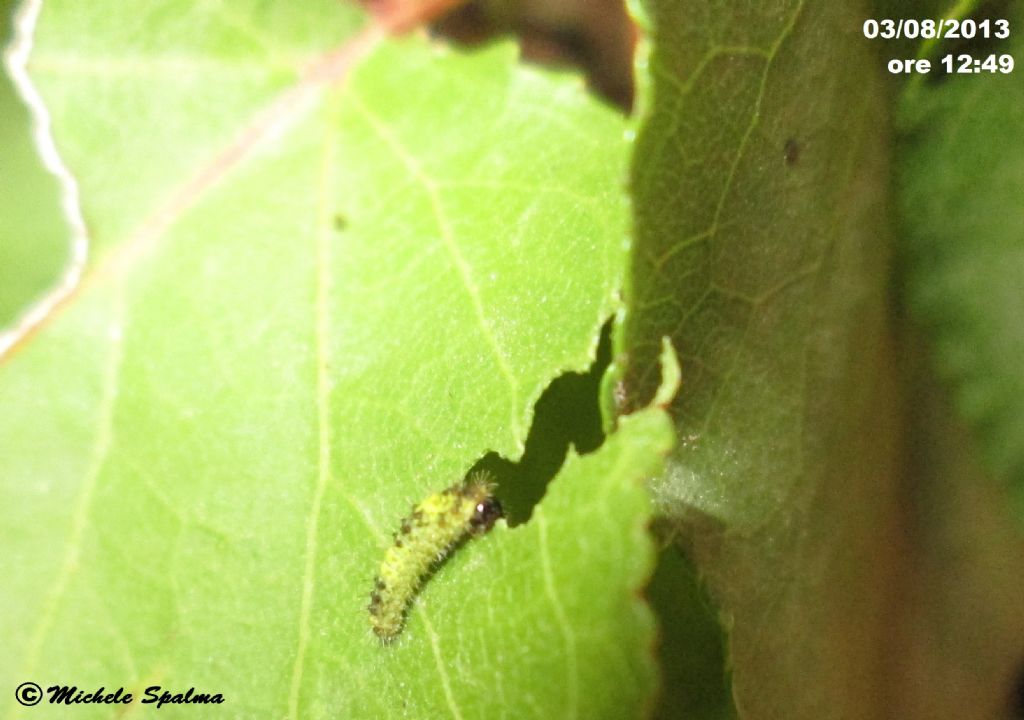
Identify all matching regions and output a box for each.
[467,318,612,526]
[428,0,637,111]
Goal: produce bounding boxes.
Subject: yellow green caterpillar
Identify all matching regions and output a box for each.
[368,471,504,640]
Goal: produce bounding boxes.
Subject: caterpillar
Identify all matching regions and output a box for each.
[368,471,504,641]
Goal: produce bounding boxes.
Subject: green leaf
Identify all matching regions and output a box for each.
[0,3,669,717]
[621,0,904,717]
[897,4,1024,517]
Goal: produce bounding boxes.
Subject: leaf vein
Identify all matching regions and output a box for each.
[421,610,464,720]
[15,282,126,691]
[537,509,579,719]
[286,89,340,719]
[347,92,524,445]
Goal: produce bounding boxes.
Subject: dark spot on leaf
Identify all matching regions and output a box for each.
[784,138,800,165]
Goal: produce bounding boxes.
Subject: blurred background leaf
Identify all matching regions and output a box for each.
[897,0,1024,519]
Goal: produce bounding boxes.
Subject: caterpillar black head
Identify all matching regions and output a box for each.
[469,496,503,536]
